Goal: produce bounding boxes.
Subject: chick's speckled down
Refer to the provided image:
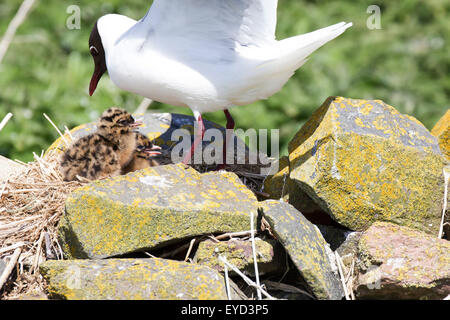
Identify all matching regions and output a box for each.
[59,108,140,181]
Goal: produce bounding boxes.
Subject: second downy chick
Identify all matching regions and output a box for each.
[122,133,161,174]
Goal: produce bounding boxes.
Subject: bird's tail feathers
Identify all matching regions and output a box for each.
[230,22,352,104]
[256,22,352,75]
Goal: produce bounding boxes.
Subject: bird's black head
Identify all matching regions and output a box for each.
[89,21,107,96]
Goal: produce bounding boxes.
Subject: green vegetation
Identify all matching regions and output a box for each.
[0,0,448,162]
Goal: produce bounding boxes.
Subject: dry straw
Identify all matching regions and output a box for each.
[0,115,85,299]
[0,113,13,132]
[218,255,276,300]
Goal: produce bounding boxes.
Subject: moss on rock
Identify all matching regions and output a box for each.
[288,97,447,235]
[260,200,344,300]
[59,163,259,259]
[40,258,232,300]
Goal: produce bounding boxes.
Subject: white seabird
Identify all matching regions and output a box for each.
[88,0,352,165]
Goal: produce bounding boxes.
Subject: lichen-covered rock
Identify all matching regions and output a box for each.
[355,222,450,299]
[194,238,284,276]
[59,163,259,259]
[431,109,450,160]
[260,200,344,300]
[40,258,235,300]
[263,156,334,226]
[289,97,447,235]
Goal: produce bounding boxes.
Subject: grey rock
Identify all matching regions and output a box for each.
[288,97,446,235]
[40,258,241,300]
[260,200,344,300]
[59,163,260,259]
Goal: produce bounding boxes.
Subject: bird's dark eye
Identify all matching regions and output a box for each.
[90,46,99,56]
[137,145,145,151]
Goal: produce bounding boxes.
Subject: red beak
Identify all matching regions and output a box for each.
[89,71,101,96]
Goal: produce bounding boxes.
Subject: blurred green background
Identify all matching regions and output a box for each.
[0,0,448,162]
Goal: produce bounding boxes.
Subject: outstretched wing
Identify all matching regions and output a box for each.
[141,0,278,52]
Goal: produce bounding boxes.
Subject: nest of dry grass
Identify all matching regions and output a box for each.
[0,149,87,299]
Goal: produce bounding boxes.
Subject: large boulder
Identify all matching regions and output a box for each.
[40,258,237,300]
[260,200,344,300]
[289,97,447,235]
[59,163,259,259]
[355,222,450,299]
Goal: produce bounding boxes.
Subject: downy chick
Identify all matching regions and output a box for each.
[60,107,142,181]
[96,107,143,168]
[122,132,161,174]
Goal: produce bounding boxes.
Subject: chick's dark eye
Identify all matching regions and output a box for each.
[90,46,99,56]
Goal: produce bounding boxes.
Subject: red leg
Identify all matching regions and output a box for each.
[183,113,205,165]
[217,109,235,169]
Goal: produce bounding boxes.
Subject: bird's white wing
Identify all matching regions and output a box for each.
[142,0,278,54]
